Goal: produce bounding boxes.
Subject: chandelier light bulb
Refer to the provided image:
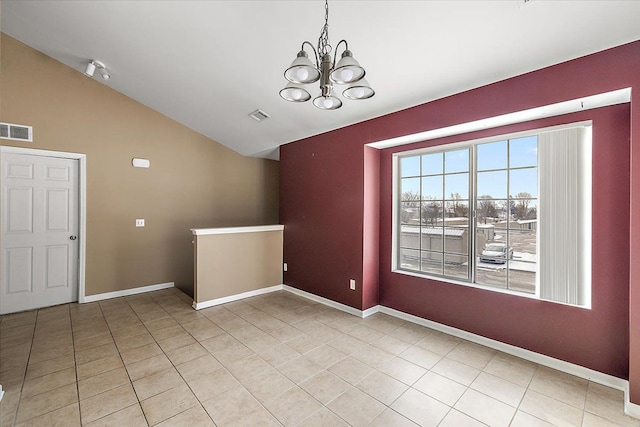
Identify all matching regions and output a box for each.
[291,89,303,100]
[313,93,342,110]
[296,68,309,81]
[339,69,354,83]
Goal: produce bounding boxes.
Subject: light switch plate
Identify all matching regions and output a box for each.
[136,219,145,227]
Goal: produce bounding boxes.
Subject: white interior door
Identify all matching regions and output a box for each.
[1,152,79,314]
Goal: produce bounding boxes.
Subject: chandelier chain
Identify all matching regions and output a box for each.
[318,0,332,57]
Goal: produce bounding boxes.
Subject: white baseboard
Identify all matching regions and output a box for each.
[193,285,284,310]
[82,282,174,303]
[626,399,640,419]
[280,285,638,419]
[362,305,381,318]
[283,285,369,318]
[379,306,627,390]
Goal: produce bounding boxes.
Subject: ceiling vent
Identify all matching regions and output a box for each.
[249,109,270,122]
[0,122,33,142]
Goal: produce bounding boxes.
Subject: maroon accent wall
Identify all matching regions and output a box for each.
[363,147,380,309]
[379,106,629,379]
[279,40,640,402]
[280,129,366,308]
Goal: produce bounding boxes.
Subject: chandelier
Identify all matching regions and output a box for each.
[279,0,374,110]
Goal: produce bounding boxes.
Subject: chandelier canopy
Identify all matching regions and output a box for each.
[279,0,374,110]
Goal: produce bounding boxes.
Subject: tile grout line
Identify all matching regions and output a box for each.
[5,289,637,427]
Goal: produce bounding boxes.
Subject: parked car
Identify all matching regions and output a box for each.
[479,243,513,264]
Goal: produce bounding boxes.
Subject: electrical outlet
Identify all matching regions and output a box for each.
[283,262,288,272]
[349,279,356,290]
[136,218,145,227]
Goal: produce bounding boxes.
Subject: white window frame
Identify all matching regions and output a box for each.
[391,121,592,308]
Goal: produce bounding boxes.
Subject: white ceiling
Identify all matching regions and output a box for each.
[2,1,640,160]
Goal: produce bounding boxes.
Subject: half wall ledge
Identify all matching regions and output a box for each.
[190,225,284,309]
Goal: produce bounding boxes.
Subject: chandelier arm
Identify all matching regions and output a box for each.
[301,40,320,69]
[333,39,349,69]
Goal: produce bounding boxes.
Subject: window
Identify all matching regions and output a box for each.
[394,124,591,307]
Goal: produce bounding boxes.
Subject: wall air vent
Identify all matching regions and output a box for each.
[249,109,270,122]
[0,123,33,142]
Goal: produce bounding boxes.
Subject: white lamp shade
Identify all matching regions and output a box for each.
[280,83,312,102]
[343,78,375,100]
[313,93,342,110]
[284,52,320,84]
[330,51,365,84]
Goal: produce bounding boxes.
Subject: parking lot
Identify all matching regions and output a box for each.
[478,228,536,294]
[399,228,537,294]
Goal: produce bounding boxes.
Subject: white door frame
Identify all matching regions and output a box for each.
[1,146,88,304]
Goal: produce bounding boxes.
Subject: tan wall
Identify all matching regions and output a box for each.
[193,228,283,304]
[0,34,279,297]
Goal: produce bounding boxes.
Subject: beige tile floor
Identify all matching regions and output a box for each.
[1,288,639,427]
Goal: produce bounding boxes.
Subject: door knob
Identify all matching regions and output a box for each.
[70,235,77,240]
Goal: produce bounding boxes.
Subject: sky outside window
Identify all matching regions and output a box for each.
[400,136,537,198]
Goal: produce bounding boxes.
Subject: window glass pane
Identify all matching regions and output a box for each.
[445,149,469,173]
[507,224,536,294]
[508,261,535,294]
[401,178,420,200]
[476,265,508,289]
[478,140,507,171]
[477,170,507,199]
[421,176,443,200]
[476,196,499,223]
[443,225,467,254]
[422,152,443,175]
[476,224,492,253]
[445,173,469,200]
[400,202,420,225]
[445,200,469,260]
[510,168,537,198]
[421,251,443,275]
[445,200,469,220]
[422,202,443,226]
[510,136,538,168]
[498,200,512,221]
[423,226,444,249]
[445,255,468,280]
[399,248,420,270]
[399,224,421,250]
[476,243,508,289]
[513,198,537,221]
[400,156,420,177]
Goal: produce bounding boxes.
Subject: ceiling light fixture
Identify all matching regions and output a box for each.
[279,0,374,110]
[84,60,110,80]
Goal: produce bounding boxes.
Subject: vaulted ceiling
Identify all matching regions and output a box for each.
[3,1,640,160]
